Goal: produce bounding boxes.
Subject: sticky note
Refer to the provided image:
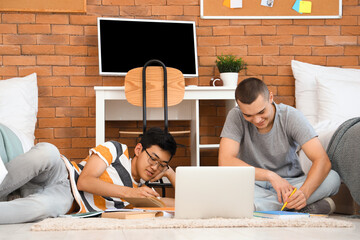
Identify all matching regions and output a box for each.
[223,0,230,8]
[230,0,242,8]
[299,1,312,13]
[292,0,301,13]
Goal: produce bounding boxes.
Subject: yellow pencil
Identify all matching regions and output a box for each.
[280,187,297,211]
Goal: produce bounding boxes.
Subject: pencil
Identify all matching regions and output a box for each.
[280,187,297,211]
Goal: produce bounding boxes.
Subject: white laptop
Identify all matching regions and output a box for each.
[175,166,255,219]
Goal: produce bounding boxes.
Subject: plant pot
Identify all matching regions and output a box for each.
[220,72,239,87]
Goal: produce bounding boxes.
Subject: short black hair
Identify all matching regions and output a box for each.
[235,77,269,104]
[139,127,177,160]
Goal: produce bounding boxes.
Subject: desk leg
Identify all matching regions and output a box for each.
[96,90,105,146]
[190,99,199,166]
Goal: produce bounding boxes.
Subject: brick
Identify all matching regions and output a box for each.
[56,107,89,117]
[120,6,151,16]
[293,19,324,25]
[196,27,213,36]
[88,47,98,56]
[37,108,56,118]
[278,86,295,96]
[312,46,344,56]
[3,13,35,23]
[18,24,51,34]
[343,0,358,5]
[230,19,261,26]
[72,118,96,127]
[343,5,360,15]
[36,15,69,24]
[0,45,21,55]
[70,97,95,107]
[341,26,360,35]
[216,46,247,56]
[70,76,102,86]
[263,56,294,66]
[3,56,36,66]
[274,96,294,106]
[53,87,86,97]
[200,116,225,126]
[230,36,261,46]
[22,45,55,55]
[280,46,311,56]
[3,35,36,45]
[294,56,326,65]
[37,56,69,65]
[242,56,262,65]
[245,26,276,35]
[152,6,184,15]
[38,97,70,107]
[344,46,360,55]
[52,25,84,35]
[199,56,217,66]
[197,47,216,56]
[103,77,124,86]
[246,66,277,76]
[293,36,325,46]
[37,35,69,45]
[38,86,52,97]
[86,87,95,97]
[309,26,340,36]
[262,36,292,45]
[85,26,98,36]
[263,76,294,86]
[327,56,359,66]
[38,118,71,128]
[53,66,85,76]
[34,128,54,139]
[37,77,69,87]
[54,128,87,138]
[40,139,72,149]
[87,127,96,137]
[103,0,134,5]
[55,46,88,55]
[136,0,166,5]
[278,66,292,76]
[70,15,98,25]
[19,66,52,76]
[70,36,98,46]
[248,46,279,55]
[70,57,98,66]
[0,66,18,76]
[86,5,120,15]
[200,105,217,116]
[277,26,308,35]
[198,66,214,76]
[262,19,292,25]
[167,0,198,5]
[198,19,230,27]
[213,26,245,36]
[198,36,229,46]
[184,6,200,16]
[326,36,357,45]
[59,148,89,160]
[0,24,17,33]
[325,16,358,26]
[72,138,96,148]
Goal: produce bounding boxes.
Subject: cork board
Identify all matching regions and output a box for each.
[0,0,86,13]
[201,0,342,19]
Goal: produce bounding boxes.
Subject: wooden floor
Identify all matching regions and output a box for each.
[1,216,359,240]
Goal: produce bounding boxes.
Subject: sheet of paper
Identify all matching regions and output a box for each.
[0,157,8,184]
[230,0,242,8]
[223,0,230,8]
[261,0,274,7]
[299,1,312,13]
[292,0,302,13]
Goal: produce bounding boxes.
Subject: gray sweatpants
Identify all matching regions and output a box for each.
[0,142,73,224]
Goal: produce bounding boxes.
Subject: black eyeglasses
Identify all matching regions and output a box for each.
[144,149,169,172]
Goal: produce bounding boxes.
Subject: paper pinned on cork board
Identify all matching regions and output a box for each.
[230,0,242,8]
[261,0,274,7]
[0,157,8,184]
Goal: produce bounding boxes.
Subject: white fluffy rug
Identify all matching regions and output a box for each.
[31,217,353,231]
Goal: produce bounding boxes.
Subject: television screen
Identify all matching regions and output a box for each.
[97,18,198,78]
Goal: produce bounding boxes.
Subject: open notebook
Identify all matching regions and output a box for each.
[175,166,255,219]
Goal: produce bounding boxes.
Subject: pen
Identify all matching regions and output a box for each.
[152,187,161,199]
[280,187,297,211]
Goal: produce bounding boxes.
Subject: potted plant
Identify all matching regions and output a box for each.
[215,54,247,87]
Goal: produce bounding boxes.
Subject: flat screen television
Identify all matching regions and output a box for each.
[97,17,198,78]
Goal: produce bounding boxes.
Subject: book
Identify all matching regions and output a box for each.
[59,211,103,218]
[123,196,166,208]
[253,211,310,219]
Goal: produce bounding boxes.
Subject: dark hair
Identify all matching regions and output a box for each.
[139,127,177,160]
[235,77,269,104]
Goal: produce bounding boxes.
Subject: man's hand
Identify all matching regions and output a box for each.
[267,171,294,203]
[149,166,175,183]
[125,185,159,198]
[284,188,307,210]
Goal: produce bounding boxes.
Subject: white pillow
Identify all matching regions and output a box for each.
[0,73,38,145]
[316,74,360,123]
[291,60,360,126]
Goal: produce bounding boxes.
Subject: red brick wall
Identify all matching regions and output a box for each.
[1,0,359,165]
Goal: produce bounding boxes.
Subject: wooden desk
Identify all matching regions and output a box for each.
[94,86,236,166]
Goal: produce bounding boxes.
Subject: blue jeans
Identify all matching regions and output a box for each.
[254,170,341,211]
[0,143,73,224]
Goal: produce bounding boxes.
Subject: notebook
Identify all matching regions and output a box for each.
[175,166,255,219]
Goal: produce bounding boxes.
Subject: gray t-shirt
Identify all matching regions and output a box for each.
[220,103,317,178]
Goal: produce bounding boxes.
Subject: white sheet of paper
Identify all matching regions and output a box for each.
[230,0,242,8]
[0,157,8,184]
[261,0,274,7]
